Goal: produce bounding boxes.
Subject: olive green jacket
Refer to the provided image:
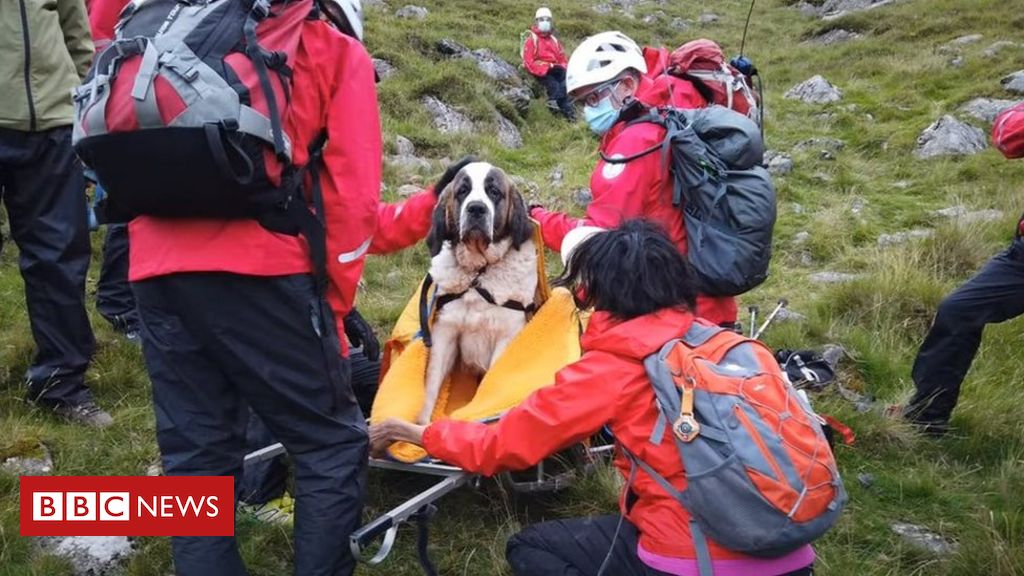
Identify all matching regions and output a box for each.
[0,0,93,132]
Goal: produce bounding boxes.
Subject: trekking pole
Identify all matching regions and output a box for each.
[748,306,759,338]
[752,299,788,340]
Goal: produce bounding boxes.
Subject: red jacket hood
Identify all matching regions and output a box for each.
[582,308,695,359]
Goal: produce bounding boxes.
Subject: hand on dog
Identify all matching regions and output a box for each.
[432,155,477,197]
[343,309,380,361]
[369,418,426,457]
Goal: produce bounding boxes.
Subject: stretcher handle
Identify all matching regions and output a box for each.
[350,516,399,565]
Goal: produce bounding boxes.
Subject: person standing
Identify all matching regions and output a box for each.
[0,0,109,426]
[522,7,574,121]
[894,102,1024,436]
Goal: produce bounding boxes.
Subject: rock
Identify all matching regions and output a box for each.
[857,473,875,488]
[810,272,863,284]
[821,344,848,369]
[467,49,519,83]
[494,114,523,149]
[775,308,807,323]
[820,0,897,20]
[791,202,805,215]
[363,0,387,9]
[851,197,867,215]
[1001,70,1024,94]
[572,187,593,207]
[951,56,964,68]
[877,229,935,247]
[765,151,794,175]
[40,536,134,576]
[1,443,53,476]
[397,184,421,197]
[549,166,564,185]
[386,154,431,173]
[892,180,911,189]
[794,231,811,245]
[950,33,984,46]
[670,17,689,31]
[795,2,820,17]
[395,135,415,157]
[592,3,612,15]
[815,28,863,45]
[421,96,473,135]
[796,137,846,153]
[372,58,396,80]
[642,11,666,24]
[436,38,469,56]
[500,84,534,115]
[890,522,959,556]
[961,209,1004,224]
[784,75,843,104]
[395,5,427,19]
[914,115,987,159]
[959,98,1021,124]
[983,41,1016,58]
[697,13,719,24]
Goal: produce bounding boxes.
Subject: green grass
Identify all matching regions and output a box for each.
[4,0,1024,574]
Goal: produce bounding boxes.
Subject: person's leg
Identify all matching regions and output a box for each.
[537,73,562,112]
[133,276,248,576]
[203,274,367,576]
[240,409,288,506]
[506,515,667,576]
[0,127,96,409]
[349,347,381,417]
[907,241,1024,429]
[547,67,575,120]
[97,223,140,339]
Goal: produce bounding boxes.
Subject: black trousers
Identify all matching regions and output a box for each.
[506,515,813,576]
[0,126,95,404]
[96,223,139,333]
[134,273,368,576]
[908,239,1024,427]
[240,347,380,505]
[536,66,575,119]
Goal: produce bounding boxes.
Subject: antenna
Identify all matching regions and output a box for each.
[739,0,757,57]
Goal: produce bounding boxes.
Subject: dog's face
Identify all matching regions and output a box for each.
[427,161,533,257]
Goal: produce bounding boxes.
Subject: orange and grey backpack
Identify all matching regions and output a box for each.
[622,322,846,575]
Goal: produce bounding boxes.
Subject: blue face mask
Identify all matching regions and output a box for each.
[583,95,620,135]
[537,20,552,33]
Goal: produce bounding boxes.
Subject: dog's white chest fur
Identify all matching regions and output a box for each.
[429,238,538,373]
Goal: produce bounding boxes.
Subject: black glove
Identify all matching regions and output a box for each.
[344,309,380,362]
[433,155,477,197]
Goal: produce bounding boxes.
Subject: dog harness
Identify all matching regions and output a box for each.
[417,269,536,348]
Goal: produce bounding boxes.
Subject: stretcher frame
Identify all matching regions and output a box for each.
[243,438,615,573]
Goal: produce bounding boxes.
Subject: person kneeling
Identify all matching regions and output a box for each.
[370,220,821,576]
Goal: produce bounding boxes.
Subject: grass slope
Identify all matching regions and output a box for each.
[3,0,1024,574]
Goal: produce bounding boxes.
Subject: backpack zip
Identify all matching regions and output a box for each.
[17,0,37,131]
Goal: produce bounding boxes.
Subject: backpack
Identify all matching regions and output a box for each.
[622,323,846,575]
[775,349,836,392]
[71,0,328,281]
[664,39,761,126]
[605,105,776,296]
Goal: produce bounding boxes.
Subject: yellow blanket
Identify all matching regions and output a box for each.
[371,226,584,463]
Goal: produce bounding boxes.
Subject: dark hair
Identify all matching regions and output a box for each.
[553,219,698,320]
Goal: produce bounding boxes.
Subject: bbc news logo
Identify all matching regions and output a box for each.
[20,476,233,536]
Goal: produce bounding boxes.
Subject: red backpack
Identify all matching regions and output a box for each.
[663,39,761,125]
[72,0,328,277]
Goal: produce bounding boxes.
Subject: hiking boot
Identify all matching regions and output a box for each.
[240,494,294,526]
[546,99,561,112]
[49,399,114,428]
[884,404,948,437]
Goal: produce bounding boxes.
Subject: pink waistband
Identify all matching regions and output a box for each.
[637,542,815,576]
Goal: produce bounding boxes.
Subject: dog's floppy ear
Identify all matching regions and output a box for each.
[506,183,534,250]
[426,185,458,257]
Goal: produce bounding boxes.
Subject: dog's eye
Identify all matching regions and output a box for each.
[485,184,503,201]
[456,184,471,199]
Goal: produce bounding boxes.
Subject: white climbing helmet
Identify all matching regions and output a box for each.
[535,7,552,19]
[565,31,647,97]
[561,226,606,267]
[321,0,364,41]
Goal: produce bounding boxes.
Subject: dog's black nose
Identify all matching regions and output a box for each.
[466,202,488,218]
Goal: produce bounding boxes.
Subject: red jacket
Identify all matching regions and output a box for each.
[424,308,751,561]
[531,77,735,325]
[85,0,128,52]
[129,19,382,355]
[522,26,568,78]
[370,190,436,255]
[994,102,1024,160]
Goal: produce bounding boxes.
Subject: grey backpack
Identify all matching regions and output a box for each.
[621,322,846,575]
[604,105,777,296]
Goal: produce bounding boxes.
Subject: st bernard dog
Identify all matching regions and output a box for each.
[419,161,538,424]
